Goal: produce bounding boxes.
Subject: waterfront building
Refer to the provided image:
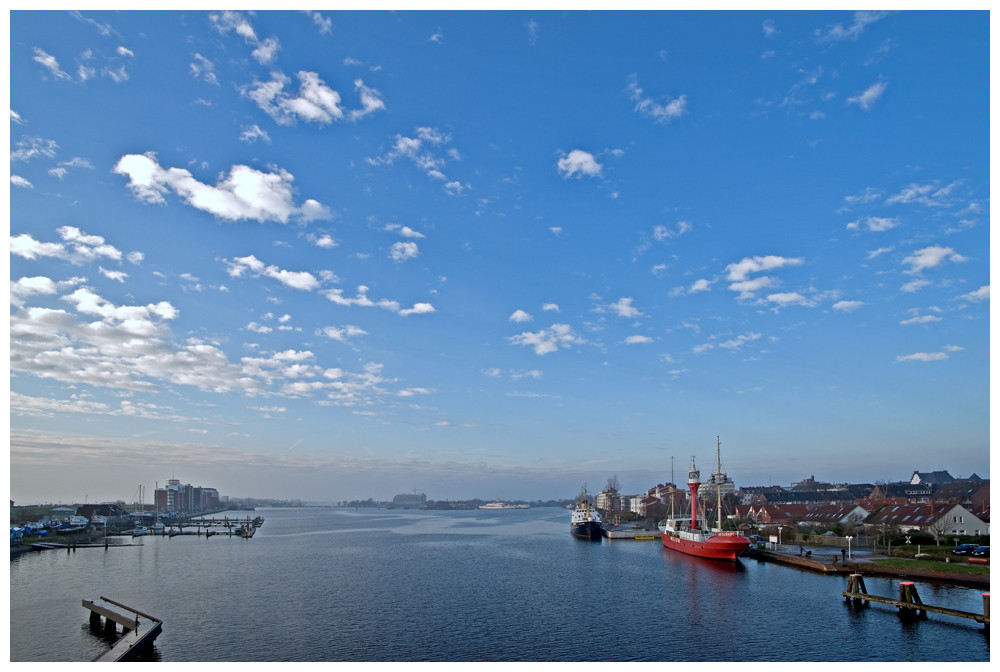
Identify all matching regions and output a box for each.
[153,479,222,514]
[596,489,622,512]
[392,492,427,508]
[798,504,870,530]
[910,470,956,486]
[865,502,988,538]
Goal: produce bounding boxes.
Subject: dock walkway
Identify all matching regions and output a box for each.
[82,596,162,662]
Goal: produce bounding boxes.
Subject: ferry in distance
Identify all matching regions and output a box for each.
[658,438,750,561]
[478,501,529,510]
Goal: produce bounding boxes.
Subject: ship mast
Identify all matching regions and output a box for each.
[716,436,723,533]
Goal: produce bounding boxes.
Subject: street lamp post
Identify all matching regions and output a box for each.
[846,535,853,560]
[777,525,783,547]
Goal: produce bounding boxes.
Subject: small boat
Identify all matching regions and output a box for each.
[658,437,750,561]
[150,522,165,534]
[132,526,148,537]
[570,485,603,541]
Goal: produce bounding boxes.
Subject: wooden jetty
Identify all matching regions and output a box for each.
[843,573,990,628]
[82,596,162,661]
[603,526,659,540]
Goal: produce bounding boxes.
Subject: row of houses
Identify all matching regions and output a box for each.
[595,470,989,539]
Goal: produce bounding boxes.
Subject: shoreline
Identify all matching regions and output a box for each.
[746,548,990,588]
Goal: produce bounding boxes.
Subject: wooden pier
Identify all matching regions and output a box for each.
[843,573,989,628]
[82,596,162,661]
[603,526,660,540]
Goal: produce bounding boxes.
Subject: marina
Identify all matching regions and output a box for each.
[9,506,989,662]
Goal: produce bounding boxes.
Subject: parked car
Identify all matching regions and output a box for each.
[952,543,979,555]
[970,546,989,557]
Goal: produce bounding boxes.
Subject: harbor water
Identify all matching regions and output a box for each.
[8,507,990,662]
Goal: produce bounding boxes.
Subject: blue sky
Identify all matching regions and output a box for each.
[8,10,990,505]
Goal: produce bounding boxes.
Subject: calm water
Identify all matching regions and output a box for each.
[9,507,991,662]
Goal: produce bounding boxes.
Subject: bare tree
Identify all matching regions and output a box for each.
[605,475,621,493]
[928,514,951,546]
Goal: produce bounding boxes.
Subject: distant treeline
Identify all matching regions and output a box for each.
[338,498,576,509]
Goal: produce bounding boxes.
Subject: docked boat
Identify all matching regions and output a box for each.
[658,438,750,561]
[478,501,529,510]
[570,485,603,541]
[132,526,148,537]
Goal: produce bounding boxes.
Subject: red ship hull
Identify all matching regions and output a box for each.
[660,531,750,561]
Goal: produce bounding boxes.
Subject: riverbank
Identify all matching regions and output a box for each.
[747,547,990,587]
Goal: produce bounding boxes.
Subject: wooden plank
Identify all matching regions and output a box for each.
[842,591,989,623]
[82,600,141,629]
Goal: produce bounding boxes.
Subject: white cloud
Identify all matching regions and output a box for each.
[608,297,643,319]
[210,10,279,64]
[32,47,71,80]
[306,11,332,35]
[367,127,464,192]
[309,234,337,249]
[224,255,320,291]
[508,323,584,355]
[766,292,813,308]
[815,11,887,42]
[762,19,779,38]
[321,325,368,342]
[653,221,692,241]
[542,303,560,312]
[114,153,331,224]
[10,276,61,307]
[867,246,894,259]
[847,80,889,111]
[624,335,653,344]
[557,149,602,179]
[902,245,968,275]
[11,175,33,188]
[901,278,931,293]
[847,216,899,232]
[900,314,942,325]
[385,224,425,239]
[349,79,386,121]
[11,136,58,162]
[10,226,128,265]
[399,303,435,316]
[896,351,949,362]
[240,124,271,144]
[324,285,435,317]
[955,285,989,303]
[389,241,419,262]
[243,71,342,125]
[626,74,687,123]
[832,300,864,312]
[718,332,762,349]
[509,310,532,323]
[726,255,804,282]
[99,267,128,283]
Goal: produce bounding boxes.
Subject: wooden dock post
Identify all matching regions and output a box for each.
[897,581,927,620]
[844,573,869,606]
